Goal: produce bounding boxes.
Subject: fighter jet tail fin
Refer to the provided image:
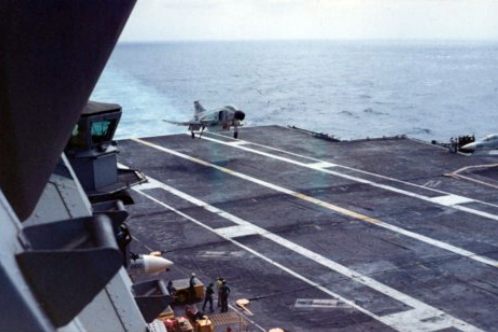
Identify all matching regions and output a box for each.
[194,100,207,116]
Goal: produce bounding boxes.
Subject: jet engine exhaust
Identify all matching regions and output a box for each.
[234,110,245,121]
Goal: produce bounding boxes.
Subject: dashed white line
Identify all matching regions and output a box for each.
[131,138,498,269]
[128,172,483,332]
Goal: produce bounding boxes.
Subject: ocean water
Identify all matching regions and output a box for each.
[92,40,498,141]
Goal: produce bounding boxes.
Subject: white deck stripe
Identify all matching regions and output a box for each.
[307,161,337,169]
[214,224,261,238]
[128,173,482,332]
[203,132,498,211]
[294,298,348,309]
[226,140,248,146]
[131,139,498,269]
[453,205,498,220]
[429,194,474,206]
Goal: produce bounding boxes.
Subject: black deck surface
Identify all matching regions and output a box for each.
[119,126,498,332]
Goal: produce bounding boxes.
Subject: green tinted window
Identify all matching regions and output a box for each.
[91,120,112,144]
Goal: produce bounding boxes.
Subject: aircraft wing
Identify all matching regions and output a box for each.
[162,119,198,126]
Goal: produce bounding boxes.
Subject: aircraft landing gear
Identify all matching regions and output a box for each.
[190,131,195,139]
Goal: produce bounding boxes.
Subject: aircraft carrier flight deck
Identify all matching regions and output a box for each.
[119,125,498,332]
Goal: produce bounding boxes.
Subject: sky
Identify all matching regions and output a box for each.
[119,0,498,42]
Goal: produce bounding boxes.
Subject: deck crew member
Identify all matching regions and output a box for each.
[220,280,231,313]
[202,283,215,312]
[216,277,224,307]
[167,280,176,297]
[189,272,197,301]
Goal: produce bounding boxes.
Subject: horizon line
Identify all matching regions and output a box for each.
[118,37,498,44]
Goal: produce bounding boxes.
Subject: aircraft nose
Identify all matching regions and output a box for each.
[460,142,476,152]
[234,110,245,121]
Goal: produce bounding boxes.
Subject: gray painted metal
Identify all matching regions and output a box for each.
[16,214,123,326]
[78,269,149,332]
[132,279,172,323]
[26,156,92,225]
[0,190,53,332]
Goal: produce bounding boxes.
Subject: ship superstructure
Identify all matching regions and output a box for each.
[0,2,168,331]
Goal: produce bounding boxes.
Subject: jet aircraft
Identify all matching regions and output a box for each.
[460,134,498,155]
[164,101,245,139]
